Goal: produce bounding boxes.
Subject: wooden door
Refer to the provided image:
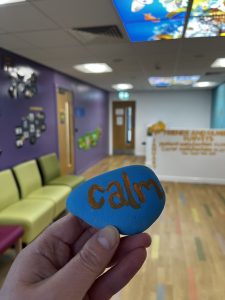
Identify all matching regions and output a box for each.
[113,101,136,155]
[57,88,75,175]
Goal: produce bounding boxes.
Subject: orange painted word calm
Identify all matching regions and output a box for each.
[88,172,163,210]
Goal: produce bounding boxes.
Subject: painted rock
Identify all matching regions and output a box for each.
[67,165,166,235]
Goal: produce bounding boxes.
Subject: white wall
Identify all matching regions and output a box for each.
[109,90,212,156]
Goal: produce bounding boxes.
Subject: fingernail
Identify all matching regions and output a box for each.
[97,226,119,250]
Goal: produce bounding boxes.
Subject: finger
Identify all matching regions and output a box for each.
[40,213,91,245]
[50,226,120,299]
[109,233,151,267]
[89,247,147,300]
[22,215,92,282]
[72,226,98,255]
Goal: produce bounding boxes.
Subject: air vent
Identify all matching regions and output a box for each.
[73,25,123,39]
[205,71,225,76]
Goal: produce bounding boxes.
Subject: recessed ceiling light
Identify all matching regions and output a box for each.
[148,77,172,87]
[0,0,26,5]
[112,83,133,91]
[73,63,113,74]
[211,58,225,68]
[193,82,217,88]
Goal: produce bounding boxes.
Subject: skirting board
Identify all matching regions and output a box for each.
[145,162,225,185]
[158,175,225,185]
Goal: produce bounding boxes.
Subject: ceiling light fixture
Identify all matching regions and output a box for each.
[193,82,217,88]
[148,76,200,87]
[112,83,133,91]
[113,0,188,42]
[211,58,225,68]
[73,63,113,74]
[0,0,26,5]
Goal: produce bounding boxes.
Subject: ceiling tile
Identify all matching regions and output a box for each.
[175,55,216,74]
[0,2,58,32]
[0,33,33,49]
[0,28,6,34]
[16,30,80,48]
[86,43,135,60]
[40,46,92,60]
[131,40,180,56]
[32,0,120,28]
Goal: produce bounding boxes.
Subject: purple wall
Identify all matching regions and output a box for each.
[0,48,109,174]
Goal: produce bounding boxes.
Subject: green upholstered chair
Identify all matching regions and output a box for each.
[0,170,54,244]
[38,153,85,189]
[13,160,71,218]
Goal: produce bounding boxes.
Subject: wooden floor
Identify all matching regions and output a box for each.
[1,155,225,300]
[84,155,225,300]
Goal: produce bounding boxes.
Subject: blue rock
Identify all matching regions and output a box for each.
[67,165,166,235]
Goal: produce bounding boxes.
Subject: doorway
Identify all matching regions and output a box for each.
[56,88,75,175]
[113,101,136,155]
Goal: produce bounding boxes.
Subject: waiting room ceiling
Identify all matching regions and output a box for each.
[0,0,225,91]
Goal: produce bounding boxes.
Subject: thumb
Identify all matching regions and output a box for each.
[53,226,120,299]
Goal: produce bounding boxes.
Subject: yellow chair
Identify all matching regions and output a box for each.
[38,153,85,189]
[13,160,71,218]
[0,170,54,244]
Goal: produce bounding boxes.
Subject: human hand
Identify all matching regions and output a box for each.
[0,214,151,300]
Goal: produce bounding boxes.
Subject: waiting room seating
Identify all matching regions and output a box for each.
[13,160,71,218]
[0,154,85,245]
[38,153,85,189]
[0,225,24,254]
[0,170,54,244]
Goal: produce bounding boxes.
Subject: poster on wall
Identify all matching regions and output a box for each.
[15,107,47,148]
[78,128,102,151]
[75,107,86,118]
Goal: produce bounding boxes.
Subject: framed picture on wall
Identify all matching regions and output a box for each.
[16,139,23,148]
[35,118,40,126]
[14,110,47,148]
[23,131,29,139]
[29,124,36,134]
[21,119,29,129]
[15,126,23,136]
[28,113,35,122]
[75,107,86,118]
[37,111,45,120]
[35,129,41,138]
[29,135,36,145]
[41,124,47,132]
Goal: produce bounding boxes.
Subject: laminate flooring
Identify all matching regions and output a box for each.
[1,155,224,300]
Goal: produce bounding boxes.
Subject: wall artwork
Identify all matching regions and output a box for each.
[15,109,47,148]
[7,66,38,99]
[78,128,102,151]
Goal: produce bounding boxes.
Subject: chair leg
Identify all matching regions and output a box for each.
[15,238,22,255]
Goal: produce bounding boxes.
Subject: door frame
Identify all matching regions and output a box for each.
[112,100,136,155]
[56,88,75,175]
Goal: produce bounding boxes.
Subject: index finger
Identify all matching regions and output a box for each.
[44,213,91,245]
